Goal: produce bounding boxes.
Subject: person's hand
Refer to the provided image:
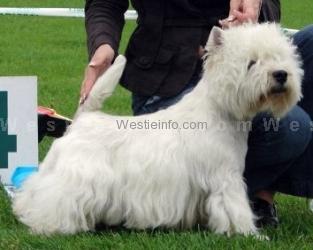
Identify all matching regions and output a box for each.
[80,44,115,104]
[219,0,262,29]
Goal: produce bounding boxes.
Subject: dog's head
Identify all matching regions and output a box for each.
[203,23,302,120]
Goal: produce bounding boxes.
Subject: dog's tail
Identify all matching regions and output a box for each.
[77,55,126,114]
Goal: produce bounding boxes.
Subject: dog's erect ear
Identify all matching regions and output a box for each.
[207,26,224,48]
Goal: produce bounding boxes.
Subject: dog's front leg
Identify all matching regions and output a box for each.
[205,163,257,236]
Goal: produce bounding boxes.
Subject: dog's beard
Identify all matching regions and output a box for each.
[246,81,300,119]
[266,87,299,118]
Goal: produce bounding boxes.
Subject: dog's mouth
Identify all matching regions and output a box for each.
[258,85,289,104]
[268,85,288,95]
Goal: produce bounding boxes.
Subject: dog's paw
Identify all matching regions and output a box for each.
[252,234,270,241]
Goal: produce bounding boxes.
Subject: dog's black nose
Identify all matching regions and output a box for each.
[273,70,288,85]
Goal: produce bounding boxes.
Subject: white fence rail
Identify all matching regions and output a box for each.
[0,7,298,35]
[0,8,138,20]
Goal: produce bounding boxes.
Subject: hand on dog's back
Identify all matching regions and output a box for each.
[80,44,115,104]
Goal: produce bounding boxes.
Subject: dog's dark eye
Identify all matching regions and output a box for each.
[247,60,257,70]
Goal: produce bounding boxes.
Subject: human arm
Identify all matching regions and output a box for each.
[81,0,128,103]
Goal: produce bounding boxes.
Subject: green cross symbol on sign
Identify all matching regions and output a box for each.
[0,91,17,169]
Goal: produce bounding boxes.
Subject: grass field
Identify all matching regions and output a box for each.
[1,1,313,249]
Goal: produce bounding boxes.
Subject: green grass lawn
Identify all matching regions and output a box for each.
[0,0,313,249]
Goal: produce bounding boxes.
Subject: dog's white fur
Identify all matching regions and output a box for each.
[13,23,302,236]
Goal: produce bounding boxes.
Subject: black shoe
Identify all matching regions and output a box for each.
[251,198,279,228]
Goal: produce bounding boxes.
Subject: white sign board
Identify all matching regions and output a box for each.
[0,77,38,185]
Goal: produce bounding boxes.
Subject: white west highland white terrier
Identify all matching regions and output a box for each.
[13,23,302,236]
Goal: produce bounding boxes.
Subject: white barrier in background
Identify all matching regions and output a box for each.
[0,8,138,20]
[0,7,299,35]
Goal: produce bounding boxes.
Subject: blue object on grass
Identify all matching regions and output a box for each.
[11,166,38,189]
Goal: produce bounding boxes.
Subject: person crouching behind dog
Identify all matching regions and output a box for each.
[81,0,313,228]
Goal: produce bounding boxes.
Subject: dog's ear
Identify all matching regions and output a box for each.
[207,26,224,48]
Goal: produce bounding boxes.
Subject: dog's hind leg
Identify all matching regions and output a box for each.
[206,171,257,236]
[13,166,110,235]
[13,171,88,235]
